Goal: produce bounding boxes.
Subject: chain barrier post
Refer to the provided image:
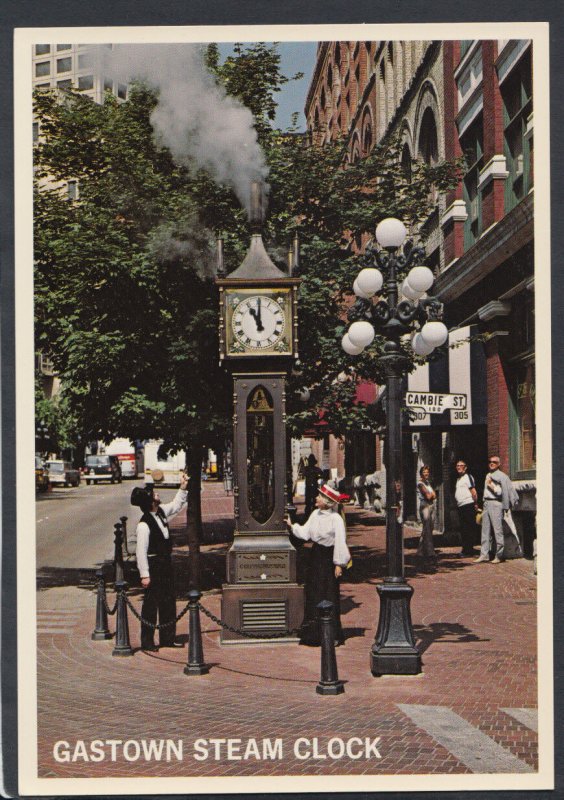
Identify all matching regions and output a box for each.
[91,569,112,640]
[316,600,344,695]
[114,523,124,583]
[112,581,133,657]
[120,515,129,555]
[184,590,209,676]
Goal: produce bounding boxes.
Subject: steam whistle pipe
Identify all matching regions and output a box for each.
[216,236,225,278]
[287,246,294,276]
[316,601,345,695]
[249,180,263,232]
[293,231,300,273]
[91,569,112,640]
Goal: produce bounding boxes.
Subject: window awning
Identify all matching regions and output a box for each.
[406,325,487,429]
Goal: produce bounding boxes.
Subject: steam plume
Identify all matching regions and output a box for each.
[96,44,268,214]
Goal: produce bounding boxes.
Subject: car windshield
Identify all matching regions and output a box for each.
[48,462,64,472]
[86,457,109,466]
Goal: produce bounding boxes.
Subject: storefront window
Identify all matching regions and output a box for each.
[513,361,535,475]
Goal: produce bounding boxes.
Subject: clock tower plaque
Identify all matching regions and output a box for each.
[216,183,304,644]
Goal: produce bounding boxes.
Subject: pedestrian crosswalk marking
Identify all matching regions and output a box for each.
[501,707,538,732]
[37,610,82,635]
[398,704,535,773]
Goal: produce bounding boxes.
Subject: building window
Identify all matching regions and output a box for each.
[501,48,533,210]
[460,115,483,248]
[35,61,51,77]
[56,44,71,51]
[457,48,482,108]
[78,53,91,69]
[35,44,50,55]
[78,74,94,91]
[104,78,113,93]
[401,142,412,182]
[511,361,535,476]
[56,57,72,73]
[117,84,127,99]
[459,41,474,59]
[35,83,50,89]
[57,79,72,90]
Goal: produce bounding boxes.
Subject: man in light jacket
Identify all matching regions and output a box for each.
[475,455,519,564]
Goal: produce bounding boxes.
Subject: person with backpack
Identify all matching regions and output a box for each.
[454,460,479,557]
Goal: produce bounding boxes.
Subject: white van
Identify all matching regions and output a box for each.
[143,441,186,486]
[103,438,138,479]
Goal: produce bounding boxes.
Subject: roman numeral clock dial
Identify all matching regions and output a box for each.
[229,293,290,354]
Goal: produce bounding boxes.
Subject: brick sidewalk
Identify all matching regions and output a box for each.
[35,481,538,780]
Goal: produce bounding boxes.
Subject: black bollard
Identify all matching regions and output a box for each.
[91,569,112,640]
[114,523,124,583]
[316,600,344,695]
[184,590,209,676]
[120,515,129,555]
[112,581,133,657]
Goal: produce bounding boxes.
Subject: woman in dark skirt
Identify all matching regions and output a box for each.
[286,483,351,645]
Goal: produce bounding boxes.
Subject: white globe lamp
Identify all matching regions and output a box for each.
[400,279,422,301]
[420,320,449,348]
[348,320,375,348]
[375,217,407,249]
[406,266,434,293]
[412,332,435,356]
[353,278,372,300]
[342,333,364,355]
[356,267,383,296]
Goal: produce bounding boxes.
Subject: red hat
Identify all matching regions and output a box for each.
[318,483,346,504]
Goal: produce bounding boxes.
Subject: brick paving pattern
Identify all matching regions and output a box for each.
[36,482,538,779]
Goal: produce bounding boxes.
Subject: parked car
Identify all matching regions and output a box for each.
[35,455,49,492]
[45,459,81,488]
[84,454,122,485]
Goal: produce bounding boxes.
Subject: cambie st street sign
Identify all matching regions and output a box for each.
[405,392,467,415]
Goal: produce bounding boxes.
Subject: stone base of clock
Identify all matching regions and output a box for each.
[220,583,304,645]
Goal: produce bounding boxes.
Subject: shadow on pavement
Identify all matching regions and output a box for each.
[414,621,490,655]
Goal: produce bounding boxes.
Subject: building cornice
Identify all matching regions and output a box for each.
[434,192,534,303]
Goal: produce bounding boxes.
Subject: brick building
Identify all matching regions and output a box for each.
[304,40,535,554]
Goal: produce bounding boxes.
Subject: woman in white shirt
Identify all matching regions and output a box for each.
[286,483,351,646]
[417,465,437,560]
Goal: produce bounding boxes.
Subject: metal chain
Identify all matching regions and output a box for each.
[103,594,118,616]
[122,592,191,631]
[197,601,303,640]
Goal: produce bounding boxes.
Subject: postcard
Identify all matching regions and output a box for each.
[13,20,552,796]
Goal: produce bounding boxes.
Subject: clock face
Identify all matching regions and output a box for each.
[231,295,287,351]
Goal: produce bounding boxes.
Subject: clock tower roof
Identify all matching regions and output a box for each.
[228,233,288,281]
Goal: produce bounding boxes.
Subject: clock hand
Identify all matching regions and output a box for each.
[255,298,264,331]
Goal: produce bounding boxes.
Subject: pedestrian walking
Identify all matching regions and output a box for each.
[285,482,351,646]
[474,455,519,564]
[131,472,189,651]
[417,465,436,560]
[454,459,479,556]
[303,453,322,516]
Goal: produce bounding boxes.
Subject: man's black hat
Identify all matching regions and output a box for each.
[130,486,154,512]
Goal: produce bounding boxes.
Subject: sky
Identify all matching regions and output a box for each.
[218,42,318,132]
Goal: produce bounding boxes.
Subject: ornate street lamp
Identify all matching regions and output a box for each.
[342,217,448,676]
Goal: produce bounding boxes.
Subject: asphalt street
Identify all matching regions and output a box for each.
[35,479,182,571]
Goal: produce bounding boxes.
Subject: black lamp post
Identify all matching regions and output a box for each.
[342,217,448,676]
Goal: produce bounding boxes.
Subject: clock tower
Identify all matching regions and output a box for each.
[216,182,304,644]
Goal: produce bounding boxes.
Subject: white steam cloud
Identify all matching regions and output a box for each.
[96,44,268,214]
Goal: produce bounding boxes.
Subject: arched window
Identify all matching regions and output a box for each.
[401,142,412,183]
[361,108,373,155]
[418,107,438,165]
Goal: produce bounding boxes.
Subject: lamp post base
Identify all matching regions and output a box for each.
[370,580,421,676]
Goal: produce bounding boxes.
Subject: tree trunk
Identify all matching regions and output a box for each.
[186,443,203,590]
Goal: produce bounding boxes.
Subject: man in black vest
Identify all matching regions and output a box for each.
[132,472,188,651]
